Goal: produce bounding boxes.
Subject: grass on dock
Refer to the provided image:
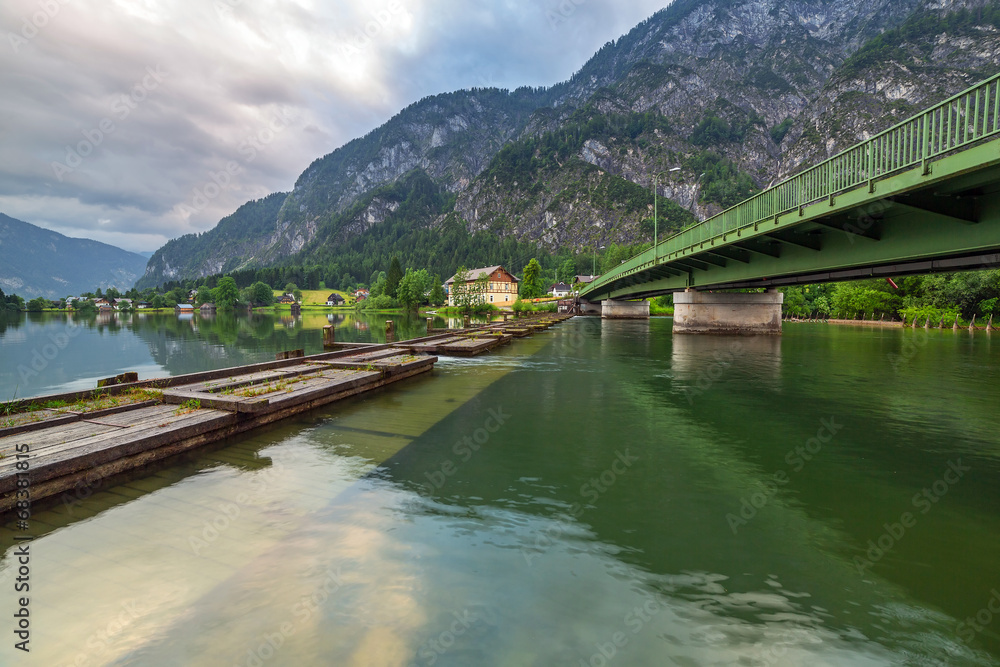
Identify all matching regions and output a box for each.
[0,387,164,429]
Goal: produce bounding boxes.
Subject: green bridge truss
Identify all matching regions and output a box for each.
[580,72,1000,301]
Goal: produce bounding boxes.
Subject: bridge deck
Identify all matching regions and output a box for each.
[581,73,1000,300]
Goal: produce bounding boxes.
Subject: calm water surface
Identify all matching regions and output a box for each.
[0,311,460,399]
[0,314,998,665]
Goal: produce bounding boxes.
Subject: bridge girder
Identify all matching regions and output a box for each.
[581,137,1000,301]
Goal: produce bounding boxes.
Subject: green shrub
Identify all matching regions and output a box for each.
[361,295,399,310]
[770,118,793,144]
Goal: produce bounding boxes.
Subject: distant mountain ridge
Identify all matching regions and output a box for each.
[141,193,288,287]
[138,0,1000,288]
[0,213,149,299]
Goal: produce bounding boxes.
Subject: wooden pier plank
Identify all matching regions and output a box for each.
[0,422,124,460]
[0,407,232,474]
[0,409,237,494]
[0,316,573,514]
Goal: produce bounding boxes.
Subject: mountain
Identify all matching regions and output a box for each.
[0,213,149,299]
[138,0,1000,288]
[141,192,288,287]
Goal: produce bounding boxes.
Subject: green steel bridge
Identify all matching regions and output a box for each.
[579,73,1000,302]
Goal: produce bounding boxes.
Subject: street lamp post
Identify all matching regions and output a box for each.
[593,245,605,276]
[653,167,681,261]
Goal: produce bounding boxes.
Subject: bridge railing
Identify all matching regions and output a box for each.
[585,72,1000,296]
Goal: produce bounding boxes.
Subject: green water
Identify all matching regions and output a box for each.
[1,317,999,665]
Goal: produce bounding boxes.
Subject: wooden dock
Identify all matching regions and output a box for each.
[0,313,573,515]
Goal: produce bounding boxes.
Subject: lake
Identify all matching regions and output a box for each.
[0,313,998,665]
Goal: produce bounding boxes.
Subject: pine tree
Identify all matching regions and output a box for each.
[386,256,403,298]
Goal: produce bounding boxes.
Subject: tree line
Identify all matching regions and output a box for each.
[780,271,1000,323]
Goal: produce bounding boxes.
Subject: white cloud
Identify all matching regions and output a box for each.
[0,0,668,252]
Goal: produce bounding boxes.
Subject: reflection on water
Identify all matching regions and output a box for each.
[0,310,462,399]
[0,319,998,665]
[671,333,783,393]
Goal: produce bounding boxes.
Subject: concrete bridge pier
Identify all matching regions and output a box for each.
[602,299,650,319]
[575,299,604,316]
[673,289,783,335]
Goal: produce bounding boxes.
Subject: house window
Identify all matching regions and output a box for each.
[490,295,494,302]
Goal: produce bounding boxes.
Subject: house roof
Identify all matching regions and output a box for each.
[550,283,571,290]
[445,266,518,284]
[575,275,595,283]
[176,303,194,309]
[327,293,344,300]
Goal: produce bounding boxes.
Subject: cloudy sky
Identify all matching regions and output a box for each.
[0,0,668,253]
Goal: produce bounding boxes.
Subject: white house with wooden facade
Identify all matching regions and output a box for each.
[445,266,519,307]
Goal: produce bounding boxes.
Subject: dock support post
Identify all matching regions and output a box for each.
[938,316,945,329]
[323,325,335,347]
[924,317,930,329]
[463,315,471,329]
[988,314,994,332]
[953,315,960,331]
[426,318,434,335]
[970,315,976,332]
[386,320,395,342]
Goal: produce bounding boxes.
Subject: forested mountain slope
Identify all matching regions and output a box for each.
[0,214,149,298]
[140,0,1000,288]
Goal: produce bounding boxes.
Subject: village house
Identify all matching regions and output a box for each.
[575,275,595,286]
[326,293,346,307]
[549,283,572,298]
[354,288,369,301]
[445,266,519,307]
[175,303,195,313]
[278,294,296,304]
